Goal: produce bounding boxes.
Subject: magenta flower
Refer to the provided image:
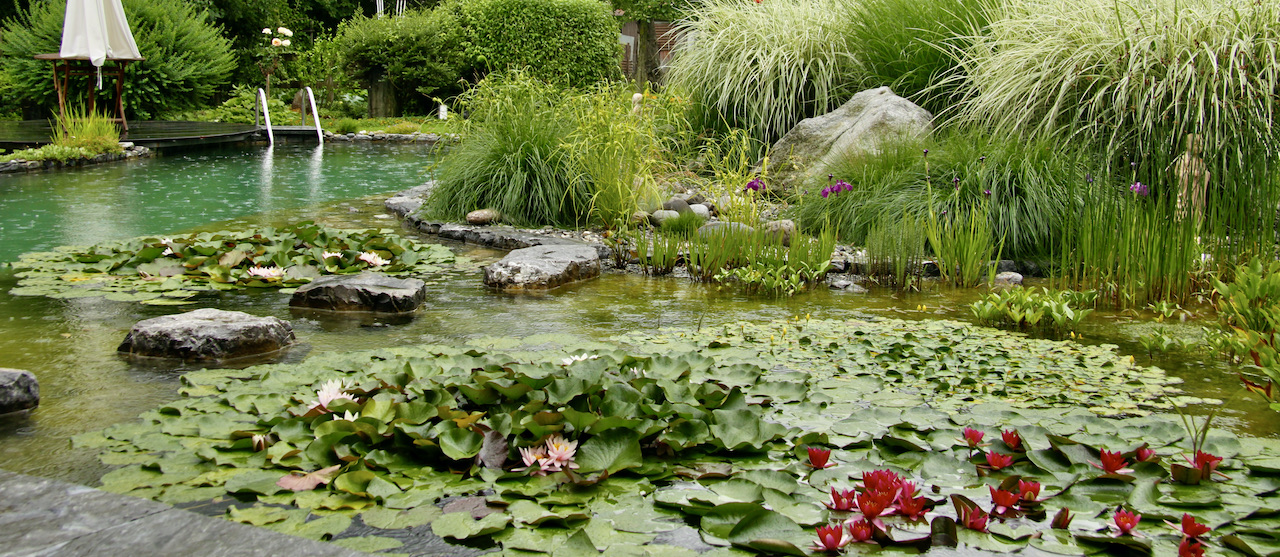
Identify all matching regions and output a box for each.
[1113,509,1142,536]
[961,506,989,532]
[744,178,764,192]
[897,494,929,520]
[1018,480,1041,502]
[989,486,1019,514]
[1167,513,1210,539]
[846,519,875,542]
[962,427,985,448]
[826,488,857,511]
[1179,538,1206,557]
[856,490,895,520]
[1094,449,1133,474]
[1001,429,1023,451]
[1129,181,1149,196]
[1135,446,1157,462]
[985,451,1013,470]
[811,524,850,553]
[1191,451,1224,478]
[862,470,903,494]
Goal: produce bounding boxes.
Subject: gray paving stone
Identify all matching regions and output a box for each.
[0,470,371,557]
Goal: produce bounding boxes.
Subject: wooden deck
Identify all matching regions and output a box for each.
[0,120,322,151]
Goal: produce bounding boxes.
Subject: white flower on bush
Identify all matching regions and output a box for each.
[262,27,272,34]
[277,27,293,37]
[247,266,284,279]
[358,251,389,266]
[271,37,282,47]
[281,39,291,47]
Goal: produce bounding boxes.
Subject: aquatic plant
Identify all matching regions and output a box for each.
[8,222,456,304]
[658,211,704,237]
[970,286,1096,334]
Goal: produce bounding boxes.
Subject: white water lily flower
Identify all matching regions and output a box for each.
[559,353,598,366]
[162,247,174,257]
[278,27,293,37]
[271,38,282,46]
[338,411,359,421]
[358,251,389,266]
[322,251,342,260]
[308,379,356,413]
[281,39,291,47]
[252,434,272,452]
[262,28,272,34]
[247,266,284,279]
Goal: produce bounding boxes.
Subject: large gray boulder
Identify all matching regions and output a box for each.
[766,87,933,193]
[118,308,295,361]
[0,369,38,414]
[384,182,436,218]
[289,273,428,313]
[483,245,601,290]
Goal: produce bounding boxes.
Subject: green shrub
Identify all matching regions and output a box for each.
[845,0,988,115]
[380,121,421,134]
[330,118,361,134]
[666,0,858,144]
[463,0,620,87]
[796,130,1084,259]
[0,0,235,119]
[336,8,471,114]
[0,144,93,163]
[170,85,289,124]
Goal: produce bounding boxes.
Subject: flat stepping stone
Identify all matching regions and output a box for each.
[289,272,428,313]
[0,368,38,415]
[483,245,601,291]
[118,308,295,361]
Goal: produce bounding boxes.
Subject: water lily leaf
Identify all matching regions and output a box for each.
[431,511,511,540]
[227,505,292,526]
[576,429,643,475]
[277,465,341,492]
[225,469,288,496]
[725,508,807,555]
[509,500,590,526]
[551,529,599,557]
[361,505,443,529]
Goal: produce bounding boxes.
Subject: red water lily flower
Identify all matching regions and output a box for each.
[1191,451,1224,478]
[1179,537,1206,557]
[897,480,918,498]
[1135,446,1157,462]
[1113,509,1142,537]
[897,495,929,520]
[1018,479,1041,502]
[808,446,834,469]
[962,427,986,448]
[862,470,903,493]
[985,451,1014,470]
[847,519,875,543]
[826,487,857,512]
[1002,429,1023,451]
[960,506,989,532]
[989,486,1020,514]
[1051,507,1073,529]
[811,524,849,553]
[857,490,896,520]
[1167,513,1210,539]
[1093,449,1134,474]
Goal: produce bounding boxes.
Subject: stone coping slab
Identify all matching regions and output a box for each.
[0,469,372,557]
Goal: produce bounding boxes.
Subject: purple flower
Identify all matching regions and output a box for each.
[984,189,992,196]
[820,187,831,198]
[744,178,764,192]
[923,149,929,156]
[1129,181,1149,196]
[979,156,987,163]
[953,177,961,190]
[1086,173,1094,184]
[836,180,852,192]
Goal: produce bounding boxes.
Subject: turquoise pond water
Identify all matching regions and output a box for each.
[0,142,1274,486]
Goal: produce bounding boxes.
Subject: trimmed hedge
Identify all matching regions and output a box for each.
[0,0,235,119]
[464,0,620,86]
[336,8,471,112]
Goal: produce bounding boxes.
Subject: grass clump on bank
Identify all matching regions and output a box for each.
[424,71,664,227]
[1,109,123,163]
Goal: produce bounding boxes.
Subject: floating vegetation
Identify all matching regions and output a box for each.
[69,318,1280,556]
[7,222,457,305]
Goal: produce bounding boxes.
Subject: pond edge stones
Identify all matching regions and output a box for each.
[0,368,39,415]
[483,245,601,291]
[289,272,427,313]
[118,308,295,361]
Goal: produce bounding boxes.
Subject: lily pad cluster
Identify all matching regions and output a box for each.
[7,222,456,305]
[74,319,1280,556]
[617,317,1193,416]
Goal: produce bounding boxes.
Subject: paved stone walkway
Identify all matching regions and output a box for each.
[0,470,372,557]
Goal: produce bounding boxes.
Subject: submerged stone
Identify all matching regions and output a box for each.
[289,272,427,313]
[0,368,38,414]
[993,271,1024,287]
[483,245,601,291]
[118,308,295,361]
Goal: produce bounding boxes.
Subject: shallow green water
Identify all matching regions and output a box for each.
[0,145,1275,486]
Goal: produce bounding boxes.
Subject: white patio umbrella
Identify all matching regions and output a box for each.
[59,0,142,88]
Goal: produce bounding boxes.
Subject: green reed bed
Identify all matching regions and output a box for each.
[627,224,834,296]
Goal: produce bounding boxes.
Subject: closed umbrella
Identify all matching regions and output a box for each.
[59,0,141,88]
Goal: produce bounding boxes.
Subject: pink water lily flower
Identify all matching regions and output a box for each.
[1018,480,1041,502]
[544,434,579,471]
[846,519,875,543]
[962,427,985,448]
[826,488,857,511]
[985,451,1013,470]
[513,446,550,476]
[811,524,850,553]
[358,251,389,266]
[807,446,834,469]
[247,265,285,279]
[989,486,1019,514]
[1113,509,1142,537]
[1001,429,1023,451]
[1093,449,1133,474]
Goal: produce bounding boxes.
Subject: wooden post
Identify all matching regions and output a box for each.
[368,77,397,118]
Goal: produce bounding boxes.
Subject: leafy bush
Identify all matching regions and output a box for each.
[796,130,1085,259]
[463,0,620,86]
[380,121,420,134]
[0,0,235,119]
[0,145,95,163]
[336,8,471,114]
[845,0,988,115]
[425,72,658,227]
[171,85,289,124]
[666,0,859,144]
[329,118,361,134]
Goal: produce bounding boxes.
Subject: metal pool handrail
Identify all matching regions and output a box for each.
[255,88,274,146]
[302,87,323,145]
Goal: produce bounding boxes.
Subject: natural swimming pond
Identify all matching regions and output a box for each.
[1,143,1278,556]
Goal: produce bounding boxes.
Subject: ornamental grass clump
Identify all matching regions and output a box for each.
[665,0,858,143]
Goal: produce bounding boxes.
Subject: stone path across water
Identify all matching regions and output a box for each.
[0,470,372,557]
